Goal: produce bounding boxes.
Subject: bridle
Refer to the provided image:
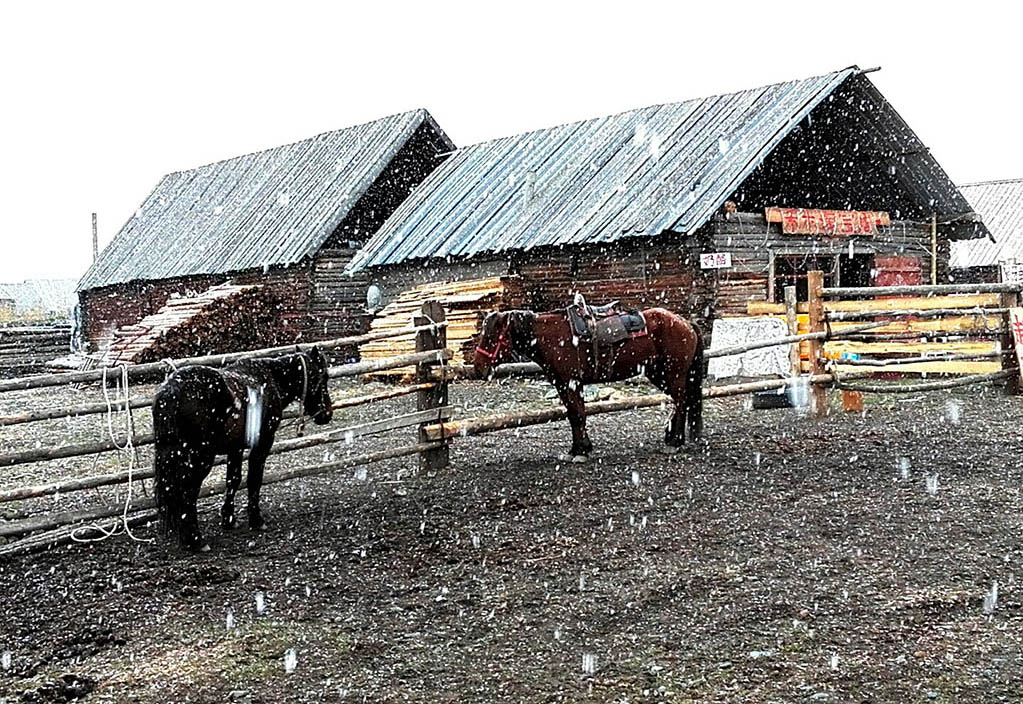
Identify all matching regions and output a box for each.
[475,329,510,364]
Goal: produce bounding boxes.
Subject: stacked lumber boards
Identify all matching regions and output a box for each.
[359,276,525,377]
[0,324,71,376]
[104,284,284,365]
[746,293,1005,375]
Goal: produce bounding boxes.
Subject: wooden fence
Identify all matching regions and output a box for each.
[1,284,1020,557]
[747,279,1015,377]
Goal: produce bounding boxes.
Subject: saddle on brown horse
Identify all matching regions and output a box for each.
[566,294,648,347]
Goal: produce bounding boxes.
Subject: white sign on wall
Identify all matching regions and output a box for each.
[700,252,732,269]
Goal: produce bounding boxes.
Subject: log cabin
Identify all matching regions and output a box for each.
[348,67,988,332]
[76,110,453,354]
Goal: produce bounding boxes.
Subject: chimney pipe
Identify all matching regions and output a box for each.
[91,213,98,262]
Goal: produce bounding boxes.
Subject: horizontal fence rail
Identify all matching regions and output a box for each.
[0,441,445,551]
[0,322,447,393]
[823,282,1023,297]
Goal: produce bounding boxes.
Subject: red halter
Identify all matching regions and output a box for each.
[475,331,509,363]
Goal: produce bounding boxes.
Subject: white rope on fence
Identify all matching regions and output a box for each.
[70,364,153,545]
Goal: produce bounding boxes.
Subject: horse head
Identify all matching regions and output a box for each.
[475,311,510,377]
[301,346,333,425]
[475,310,536,377]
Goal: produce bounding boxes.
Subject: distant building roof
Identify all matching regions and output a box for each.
[950,179,1023,269]
[78,109,452,291]
[0,279,77,316]
[349,67,980,272]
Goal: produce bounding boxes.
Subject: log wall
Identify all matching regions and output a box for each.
[0,325,71,376]
[308,248,372,343]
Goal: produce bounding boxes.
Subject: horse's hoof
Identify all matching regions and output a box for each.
[571,454,590,464]
[660,445,681,456]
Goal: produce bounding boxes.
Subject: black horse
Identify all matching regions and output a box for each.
[153,348,332,551]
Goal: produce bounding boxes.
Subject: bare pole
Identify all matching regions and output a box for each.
[91,213,99,262]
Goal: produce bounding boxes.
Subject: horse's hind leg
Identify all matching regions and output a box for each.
[177,450,213,552]
[646,362,687,451]
[221,450,243,529]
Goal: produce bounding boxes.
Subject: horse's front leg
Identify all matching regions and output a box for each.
[555,381,592,462]
[221,450,243,529]
[246,434,275,531]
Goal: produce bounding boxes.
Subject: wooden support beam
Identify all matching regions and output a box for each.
[807,270,828,417]
[416,301,449,472]
[1002,295,1022,395]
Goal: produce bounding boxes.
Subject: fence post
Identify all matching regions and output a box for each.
[784,285,800,378]
[415,300,449,470]
[1001,291,1022,395]
[806,270,829,417]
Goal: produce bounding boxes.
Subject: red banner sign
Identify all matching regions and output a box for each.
[765,207,890,236]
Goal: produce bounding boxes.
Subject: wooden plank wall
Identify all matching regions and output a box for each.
[514,240,714,327]
[308,248,371,342]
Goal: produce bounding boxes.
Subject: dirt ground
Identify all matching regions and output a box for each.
[2,378,1023,703]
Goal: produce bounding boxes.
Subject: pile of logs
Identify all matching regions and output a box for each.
[104,284,284,365]
[0,325,71,376]
[359,276,524,376]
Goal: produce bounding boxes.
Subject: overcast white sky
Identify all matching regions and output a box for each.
[1,1,1019,283]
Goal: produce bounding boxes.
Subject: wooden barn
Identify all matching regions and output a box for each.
[950,179,1023,283]
[76,110,453,356]
[348,67,987,335]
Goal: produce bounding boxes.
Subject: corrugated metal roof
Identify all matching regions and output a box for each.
[349,68,977,272]
[78,110,451,291]
[950,179,1023,268]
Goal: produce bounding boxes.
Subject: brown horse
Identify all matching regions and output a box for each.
[474,307,703,460]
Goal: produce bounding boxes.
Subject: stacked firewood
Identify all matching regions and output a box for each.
[359,276,525,376]
[104,284,284,365]
[0,324,71,376]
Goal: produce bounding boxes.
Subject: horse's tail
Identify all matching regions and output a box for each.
[152,378,184,535]
[686,324,705,441]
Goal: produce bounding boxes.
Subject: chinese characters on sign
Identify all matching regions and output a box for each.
[700,252,732,269]
[765,207,891,236]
